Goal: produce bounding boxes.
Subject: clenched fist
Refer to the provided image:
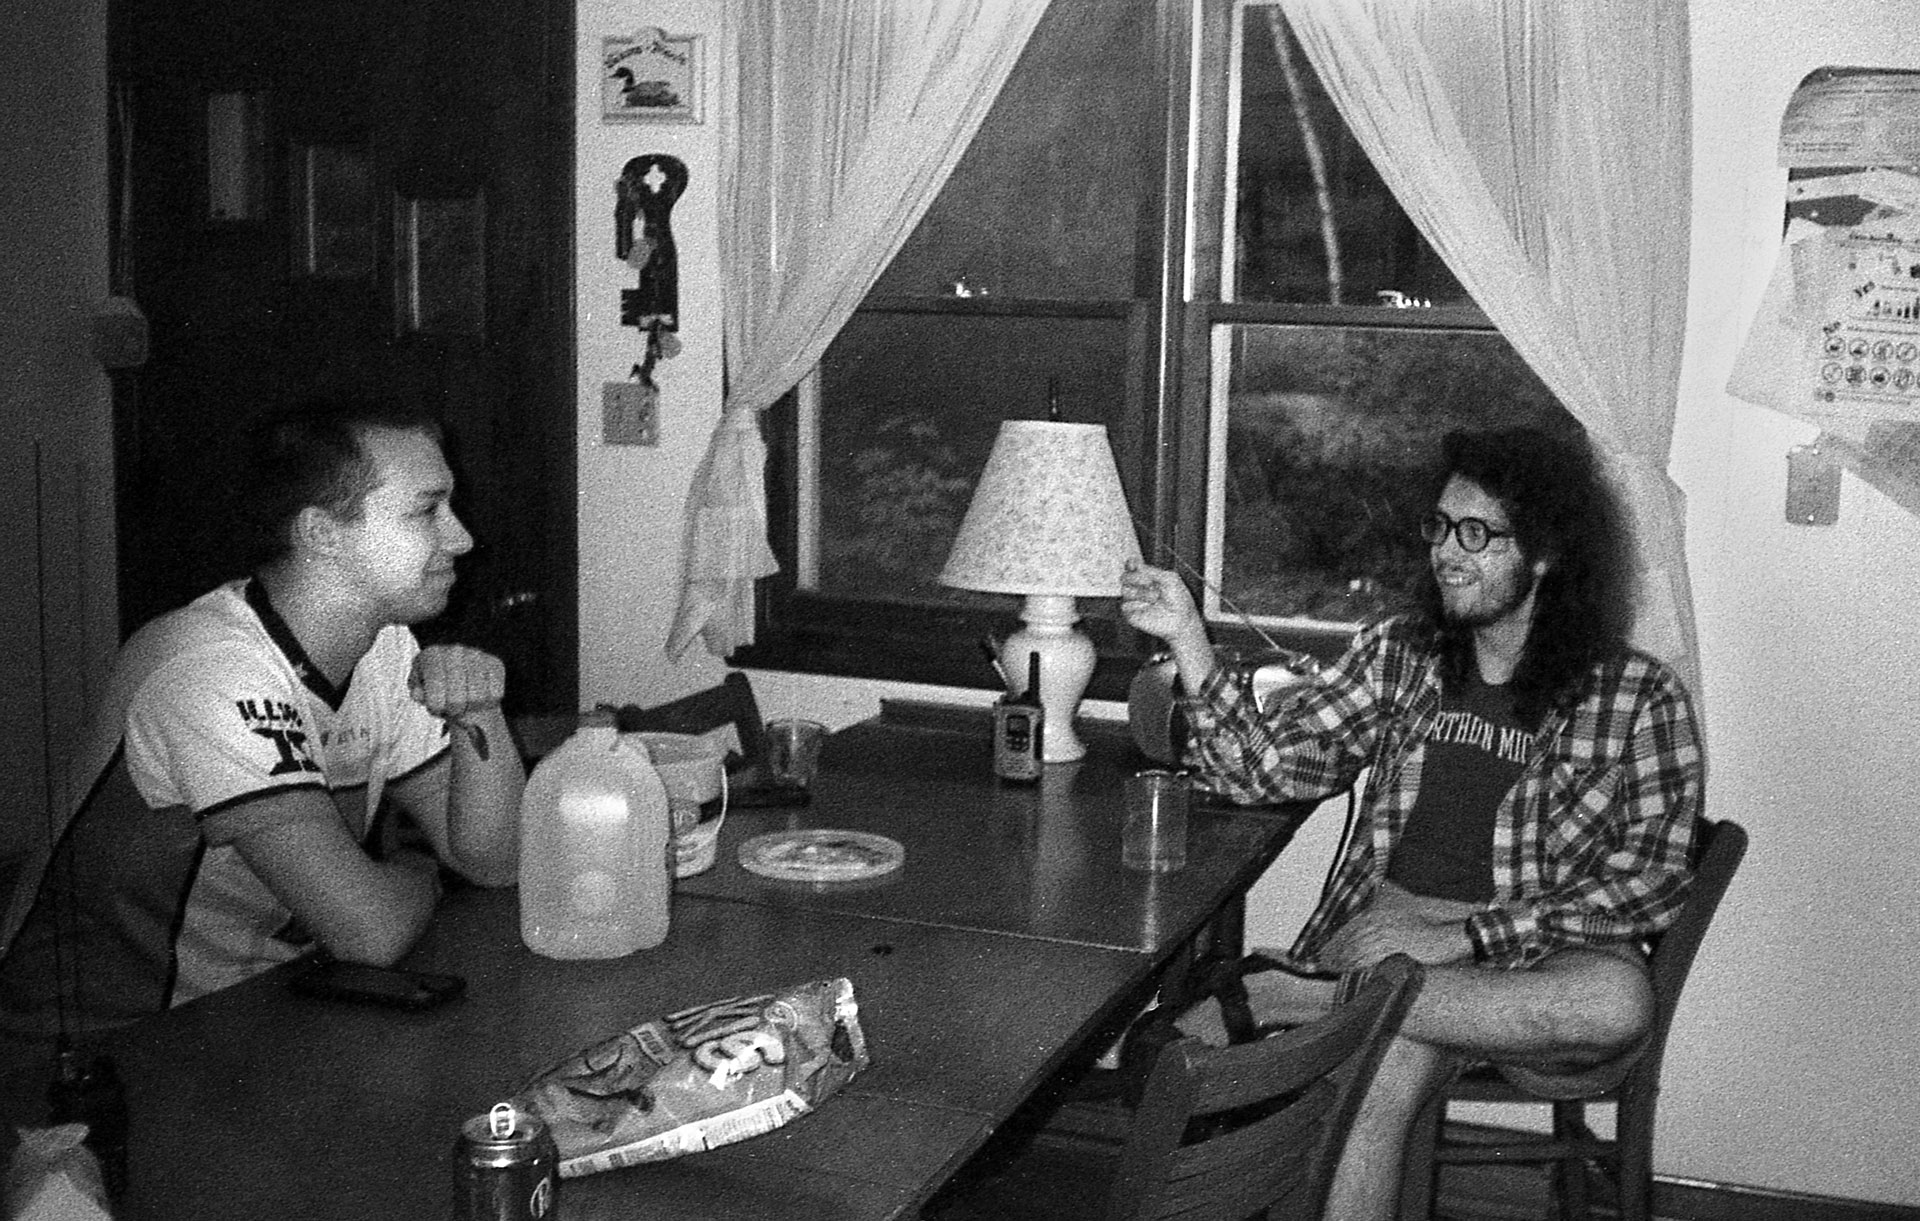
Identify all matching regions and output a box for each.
[408,644,507,722]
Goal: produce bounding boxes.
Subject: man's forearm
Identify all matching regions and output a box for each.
[318,852,441,966]
[444,705,525,885]
[1168,620,1219,697]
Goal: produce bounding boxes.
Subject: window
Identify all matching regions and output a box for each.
[741,0,1569,692]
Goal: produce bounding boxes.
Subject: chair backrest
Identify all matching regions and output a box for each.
[605,672,768,774]
[1108,954,1424,1221]
[1627,817,1748,1103]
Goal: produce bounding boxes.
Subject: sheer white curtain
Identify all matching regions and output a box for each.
[667,0,1050,659]
[1276,0,1699,685]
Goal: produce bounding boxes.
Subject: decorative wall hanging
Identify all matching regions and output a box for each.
[616,154,686,335]
[601,28,703,124]
[1727,67,1920,524]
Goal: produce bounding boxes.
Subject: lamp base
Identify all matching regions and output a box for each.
[1001,594,1095,763]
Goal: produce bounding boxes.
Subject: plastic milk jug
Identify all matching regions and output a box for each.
[519,723,672,958]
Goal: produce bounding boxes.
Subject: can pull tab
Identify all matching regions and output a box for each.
[488,1101,518,1139]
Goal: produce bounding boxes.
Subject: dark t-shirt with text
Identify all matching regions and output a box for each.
[1386,672,1531,903]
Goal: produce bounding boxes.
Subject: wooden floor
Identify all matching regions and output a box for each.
[927,1143,1674,1221]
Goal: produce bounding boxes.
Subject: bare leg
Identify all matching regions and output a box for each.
[1204,946,1651,1062]
[1326,1033,1453,1221]
[1192,946,1651,1219]
[1321,952,1653,1220]
[1400,948,1654,1067]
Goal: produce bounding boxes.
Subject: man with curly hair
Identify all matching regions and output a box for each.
[1120,425,1704,1220]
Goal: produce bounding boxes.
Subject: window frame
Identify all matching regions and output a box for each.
[737,0,1509,692]
[740,294,1157,698]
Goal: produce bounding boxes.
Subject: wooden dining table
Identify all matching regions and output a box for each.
[90,702,1308,1220]
[680,701,1302,959]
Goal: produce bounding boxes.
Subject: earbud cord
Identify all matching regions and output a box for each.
[34,443,79,1058]
[1134,527,1288,655]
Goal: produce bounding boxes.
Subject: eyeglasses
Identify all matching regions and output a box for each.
[1420,510,1516,554]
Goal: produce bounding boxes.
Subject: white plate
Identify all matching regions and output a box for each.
[736,829,905,883]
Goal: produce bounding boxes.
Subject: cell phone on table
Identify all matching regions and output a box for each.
[288,956,466,1010]
[728,778,812,808]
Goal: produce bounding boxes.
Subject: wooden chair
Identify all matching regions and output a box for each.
[1398,817,1749,1221]
[513,672,768,772]
[928,955,1424,1221]
[602,671,769,776]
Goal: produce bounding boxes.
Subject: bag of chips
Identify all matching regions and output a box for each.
[514,976,869,1177]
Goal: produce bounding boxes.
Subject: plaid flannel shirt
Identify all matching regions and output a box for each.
[1182,619,1705,969]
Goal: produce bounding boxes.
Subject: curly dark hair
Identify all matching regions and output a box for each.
[244,398,445,567]
[1412,425,1636,724]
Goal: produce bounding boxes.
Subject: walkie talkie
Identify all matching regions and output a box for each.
[993,650,1045,782]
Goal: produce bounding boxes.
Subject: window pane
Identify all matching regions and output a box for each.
[870,0,1155,301]
[1230,4,1466,308]
[816,310,1136,608]
[1214,323,1568,626]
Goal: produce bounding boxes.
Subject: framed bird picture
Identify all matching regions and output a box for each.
[602,27,703,124]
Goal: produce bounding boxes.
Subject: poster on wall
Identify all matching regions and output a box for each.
[1727,68,1920,515]
[601,27,703,124]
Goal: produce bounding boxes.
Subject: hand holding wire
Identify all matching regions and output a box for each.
[1119,559,1204,643]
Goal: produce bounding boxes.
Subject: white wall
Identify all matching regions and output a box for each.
[575,0,730,711]
[568,0,1920,1204]
[1664,1,1920,1203]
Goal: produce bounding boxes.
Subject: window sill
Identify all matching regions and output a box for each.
[734,588,1357,699]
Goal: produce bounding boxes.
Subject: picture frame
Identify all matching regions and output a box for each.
[601,27,703,124]
[289,143,374,278]
[393,191,486,337]
[205,91,268,223]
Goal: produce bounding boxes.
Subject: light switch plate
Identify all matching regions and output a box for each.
[603,381,658,446]
[1786,444,1840,525]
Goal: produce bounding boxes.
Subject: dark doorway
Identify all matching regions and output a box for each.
[109,0,577,713]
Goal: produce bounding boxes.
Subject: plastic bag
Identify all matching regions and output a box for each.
[6,1124,112,1221]
[514,977,868,1177]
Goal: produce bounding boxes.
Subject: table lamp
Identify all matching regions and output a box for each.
[939,419,1142,762]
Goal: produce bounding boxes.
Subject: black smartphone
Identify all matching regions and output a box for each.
[288,957,466,1010]
[729,778,812,808]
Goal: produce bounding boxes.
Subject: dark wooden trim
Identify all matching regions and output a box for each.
[735,592,1152,704]
[871,698,1134,746]
[538,0,579,714]
[850,295,1137,319]
[1145,0,1193,555]
[1436,1125,1919,1221]
[1199,300,1493,329]
[1653,1179,1920,1221]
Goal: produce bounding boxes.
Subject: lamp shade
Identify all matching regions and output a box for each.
[939,420,1142,595]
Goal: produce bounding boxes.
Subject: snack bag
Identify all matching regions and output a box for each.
[515,977,869,1177]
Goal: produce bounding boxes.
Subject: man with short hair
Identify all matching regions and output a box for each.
[1,401,525,1036]
[1119,425,1704,1220]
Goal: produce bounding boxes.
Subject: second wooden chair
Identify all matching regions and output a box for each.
[928,954,1425,1221]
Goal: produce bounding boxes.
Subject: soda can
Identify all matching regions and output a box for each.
[454,1102,559,1221]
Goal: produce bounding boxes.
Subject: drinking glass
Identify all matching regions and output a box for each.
[1121,770,1189,873]
[763,719,828,789]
